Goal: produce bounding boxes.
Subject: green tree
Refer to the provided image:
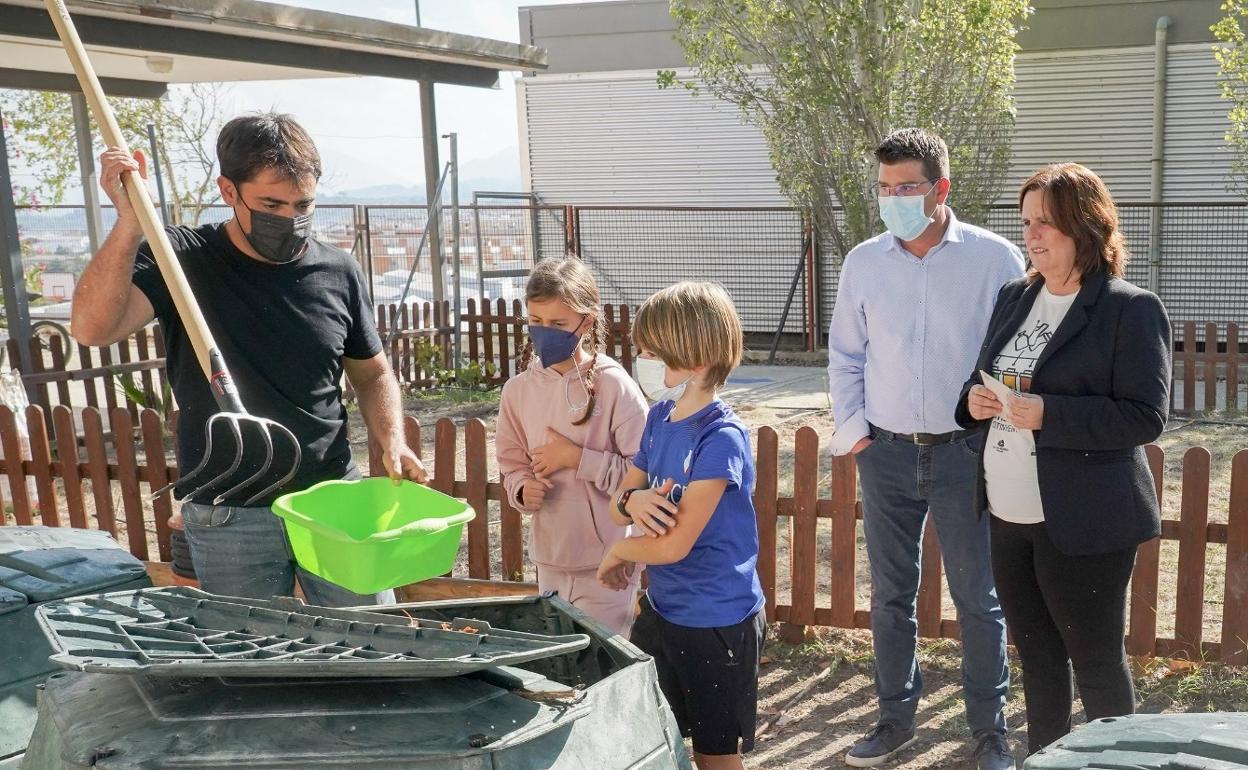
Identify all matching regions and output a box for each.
[1214,0,1248,197]
[1,83,229,225]
[660,0,1031,259]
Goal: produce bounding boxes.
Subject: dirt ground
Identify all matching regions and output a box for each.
[744,627,1248,770]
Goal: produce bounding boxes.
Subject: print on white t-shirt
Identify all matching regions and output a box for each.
[985,286,1078,524]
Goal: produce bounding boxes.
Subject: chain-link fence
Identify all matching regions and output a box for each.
[573,206,807,336]
[14,200,1248,342]
[361,204,567,309]
[979,202,1248,325]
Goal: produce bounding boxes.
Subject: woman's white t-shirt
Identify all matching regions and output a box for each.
[985,286,1079,524]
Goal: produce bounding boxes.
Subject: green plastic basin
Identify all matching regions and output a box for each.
[271,478,475,595]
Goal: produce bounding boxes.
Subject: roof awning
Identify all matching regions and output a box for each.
[0,0,548,98]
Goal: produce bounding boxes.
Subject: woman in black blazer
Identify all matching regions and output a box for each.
[954,163,1170,755]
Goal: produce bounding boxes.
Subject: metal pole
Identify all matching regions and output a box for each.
[353,204,373,302]
[768,231,811,365]
[363,205,376,304]
[419,80,444,305]
[71,93,103,253]
[0,104,34,378]
[472,193,485,302]
[805,220,818,351]
[398,163,451,310]
[444,132,462,366]
[146,123,169,227]
[1148,16,1170,294]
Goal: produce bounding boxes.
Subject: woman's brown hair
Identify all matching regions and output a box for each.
[1018,163,1128,282]
[518,256,606,426]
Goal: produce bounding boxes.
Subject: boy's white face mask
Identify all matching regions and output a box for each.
[635,357,693,403]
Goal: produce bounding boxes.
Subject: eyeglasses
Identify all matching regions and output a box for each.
[875,179,939,198]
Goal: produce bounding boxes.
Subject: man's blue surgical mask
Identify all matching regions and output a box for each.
[878,184,939,242]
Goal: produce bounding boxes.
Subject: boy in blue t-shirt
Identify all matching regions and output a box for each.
[596,282,766,770]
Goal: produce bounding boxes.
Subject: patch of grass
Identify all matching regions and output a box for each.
[1136,659,1248,713]
[406,387,500,405]
[766,626,873,668]
[917,637,963,665]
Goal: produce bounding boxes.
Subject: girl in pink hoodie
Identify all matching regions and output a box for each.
[495,257,649,636]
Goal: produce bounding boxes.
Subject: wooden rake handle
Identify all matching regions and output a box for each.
[44,0,244,413]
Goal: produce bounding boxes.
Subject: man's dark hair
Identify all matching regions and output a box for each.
[874,128,950,181]
[217,113,322,184]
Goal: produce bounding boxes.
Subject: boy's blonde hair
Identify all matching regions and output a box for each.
[632,282,743,391]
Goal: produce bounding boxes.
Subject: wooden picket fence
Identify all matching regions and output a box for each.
[0,404,177,563]
[1172,321,1248,415]
[5,315,1242,417]
[4,328,170,436]
[2,299,634,417]
[1,405,1245,665]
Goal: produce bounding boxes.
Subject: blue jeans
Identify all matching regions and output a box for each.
[181,468,395,608]
[854,431,1008,735]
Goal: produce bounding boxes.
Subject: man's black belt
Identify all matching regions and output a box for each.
[868,424,977,446]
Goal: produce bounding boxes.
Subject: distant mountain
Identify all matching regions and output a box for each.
[319,183,427,204]
[319,146,523,203]
[22,146,525,208]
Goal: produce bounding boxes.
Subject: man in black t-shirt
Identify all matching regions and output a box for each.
[72,114,426,606]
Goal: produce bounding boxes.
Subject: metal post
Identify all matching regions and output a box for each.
[397,163,450,310]
[768,230,812,365]
[472,193,485,301]
[353,204,373,302]
[444,132,462,366]
[419,80,444,305]
[72,93,104,254]
[0,104,34,377]
[805,220,818,351]
[363,205,376,304]
[146,123,169,227]
[1148,16,1170,294]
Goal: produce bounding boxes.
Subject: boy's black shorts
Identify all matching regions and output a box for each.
[629,594,767,756]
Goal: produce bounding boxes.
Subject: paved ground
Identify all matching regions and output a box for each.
[722,364,830,411]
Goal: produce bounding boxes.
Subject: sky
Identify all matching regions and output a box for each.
[225,0,580,195]
[13,0,596,200]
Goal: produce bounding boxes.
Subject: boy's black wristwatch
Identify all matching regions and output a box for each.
[617,488,642,519]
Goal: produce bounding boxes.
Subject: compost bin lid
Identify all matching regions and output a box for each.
[37,587,592,678]
[0,527,148,603]
[0,585,26,617]
[1023,713,1248,769]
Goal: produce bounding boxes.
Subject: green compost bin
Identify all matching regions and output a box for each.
[23,593,694,770]
[0,527,150,767]
[1024,713,1248,769]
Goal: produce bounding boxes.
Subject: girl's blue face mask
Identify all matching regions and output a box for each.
[529,317,585,368]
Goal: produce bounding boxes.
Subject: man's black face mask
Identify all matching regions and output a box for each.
[229,181,313,264]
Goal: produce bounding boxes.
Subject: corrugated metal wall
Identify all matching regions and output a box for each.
[1007,43,1234,201]
[521,44,1232,205]
[518,71,787,205]
[521,43,1243,327]
[1165,44,1237,200]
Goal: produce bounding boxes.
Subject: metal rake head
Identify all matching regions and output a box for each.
[152,412,302,506]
